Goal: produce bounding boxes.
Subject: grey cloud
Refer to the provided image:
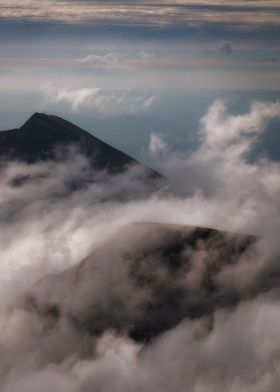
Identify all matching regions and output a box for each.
[219,41,233,55]
[260,57,279,63]
[203,41,234,57]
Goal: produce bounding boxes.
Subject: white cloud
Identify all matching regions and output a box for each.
[149,132,167,156]
[200,99,280,149]
[42,84,157,116]
[162,99,280,238]
[77,52,123,67]
[138,51,155,60]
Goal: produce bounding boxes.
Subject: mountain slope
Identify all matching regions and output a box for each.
[26,222,256,343]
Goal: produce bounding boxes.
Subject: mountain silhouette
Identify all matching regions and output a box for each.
[0,113,159,176]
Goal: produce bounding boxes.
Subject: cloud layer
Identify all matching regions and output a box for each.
[1,0,279,27]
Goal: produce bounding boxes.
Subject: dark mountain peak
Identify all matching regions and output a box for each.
[20,112,76,135]
[21,112,51,128]
[29,111,45,119]
[0,113,161,178]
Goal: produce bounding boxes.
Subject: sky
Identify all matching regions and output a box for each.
[0,0,280,158]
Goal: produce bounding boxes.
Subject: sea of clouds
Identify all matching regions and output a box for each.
[0,99,280,391]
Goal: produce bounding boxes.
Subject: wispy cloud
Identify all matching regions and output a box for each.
[77,52,124,67]
[0,0,279,27]
[42,84,157,116]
